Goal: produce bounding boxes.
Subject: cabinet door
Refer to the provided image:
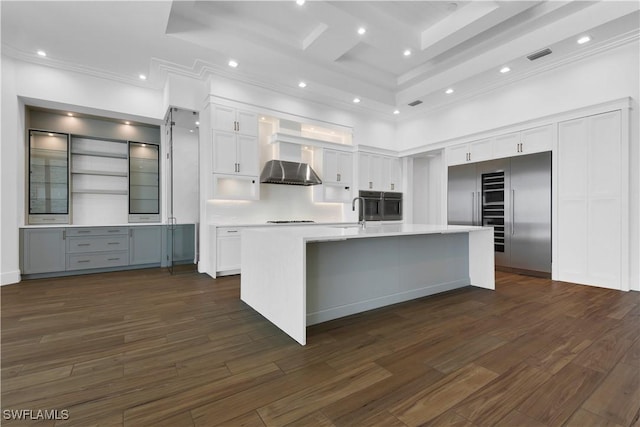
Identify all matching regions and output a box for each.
[237,110,258,136]
[212,131,237,174]
[358,153,371,189]
[213,105,237,132]
[369,155,382,190]
[469,138,493,163]
[323,149,339,184]
[493,132,520,159]
[447,164,478,226]
[446,144,470,166]
[521,125,553,155]
[236,134,259,176]
[380,157,391,191]
[337,152,353,184]
[129,226,162,265]
[21,228,66,274]
[217,236,241,272]
[389,157,402,192]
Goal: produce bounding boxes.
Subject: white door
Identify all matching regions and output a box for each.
[521,125,553,155]
[446,144,470,166]
[369,155,382,190]
[493,133,520,159]
[237,110,258,136]
[212,105,236,132]
[358,153,371,190]
[323,149,339,184]
[337,151,352,184]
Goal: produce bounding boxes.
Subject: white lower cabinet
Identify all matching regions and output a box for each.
[216,227,241,275]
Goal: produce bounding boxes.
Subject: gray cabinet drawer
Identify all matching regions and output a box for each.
[66,227,128,237]
[66,251,128,270]
[217,227,241,236]
[67,235,129,253]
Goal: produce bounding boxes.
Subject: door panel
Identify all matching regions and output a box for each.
[510,152,551,273]
[447,164,477,226]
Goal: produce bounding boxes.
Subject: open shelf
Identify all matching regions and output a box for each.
[71,169,128,177]
[72,189,128,195]
[71,150,128,159]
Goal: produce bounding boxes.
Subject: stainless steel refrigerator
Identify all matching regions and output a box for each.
[447,151,551,275]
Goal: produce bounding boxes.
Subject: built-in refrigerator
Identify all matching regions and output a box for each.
[447,151,551,275]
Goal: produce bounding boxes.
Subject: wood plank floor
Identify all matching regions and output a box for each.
[1,269,639,426]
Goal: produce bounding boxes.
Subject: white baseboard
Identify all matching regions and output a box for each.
[1,270,21,286]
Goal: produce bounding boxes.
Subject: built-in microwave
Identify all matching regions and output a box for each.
[358,190,383,221]
[381,192,403,220]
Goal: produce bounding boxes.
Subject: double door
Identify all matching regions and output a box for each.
[447,152,551,274]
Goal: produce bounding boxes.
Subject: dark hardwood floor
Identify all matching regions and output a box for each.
[1,269,639,426]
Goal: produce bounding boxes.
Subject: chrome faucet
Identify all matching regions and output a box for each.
[352,196,366,229]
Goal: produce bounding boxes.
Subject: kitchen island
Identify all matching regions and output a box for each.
[241,224,494,345]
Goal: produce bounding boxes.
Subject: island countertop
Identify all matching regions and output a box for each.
[240,223,490,242]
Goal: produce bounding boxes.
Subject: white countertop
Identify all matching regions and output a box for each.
[242,223,490,242]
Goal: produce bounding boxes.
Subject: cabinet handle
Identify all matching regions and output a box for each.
[237,163,240,173]
[108,258,120,261]
[78,260,90,263]
[78,230,90,234]
[107,242,120,245]
[391,183,394,190]
[369,181,372,189]
[63,230,66,240]
[512,189,516,235]
[227,230,238,233]
[337,173,341,182]
[78,243,91,247]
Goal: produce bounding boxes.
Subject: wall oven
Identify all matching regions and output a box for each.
[358,190,383,221]
[381,192,403,220]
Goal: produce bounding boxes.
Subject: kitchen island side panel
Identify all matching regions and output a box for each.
[240,230,307,345]
[306,233,470,325]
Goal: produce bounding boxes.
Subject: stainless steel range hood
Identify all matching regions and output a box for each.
[260,160,322,186]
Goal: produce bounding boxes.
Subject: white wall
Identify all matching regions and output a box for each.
[399,41,640,291]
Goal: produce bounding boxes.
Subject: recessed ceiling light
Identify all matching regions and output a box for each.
[48,133,54,136]
[37,50,46,57]
[353,97,361,103]
[139,74,147,80]
[403,49,412,57]
[228,60,239,68]
[445,88,454,94]
[141,143,146,147]
[393,110,400,115]
[189,129,194,133]
[296,0,305,5]
[500,66,511,74]
[67,112,73,117]
[195,121,200,126]
[298,81,307,88]
[357,27,366,35]
[577,35,591,45]
[124,121,131,125]
[261,117,266,120]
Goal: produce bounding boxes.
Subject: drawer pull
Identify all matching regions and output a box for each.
[107,242,120,245]
[78,243,91,247]
[78,230,90,234]
[108,230,121,233]
[108,258,120,261]
[77,260,90,263]
[226,230,238,233]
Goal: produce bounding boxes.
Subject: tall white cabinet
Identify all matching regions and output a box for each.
[557,110,627,290]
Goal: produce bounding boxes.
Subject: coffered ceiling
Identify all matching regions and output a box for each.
[2,1,639,118]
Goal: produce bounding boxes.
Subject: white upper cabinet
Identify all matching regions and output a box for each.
[381,157,402,192]
[446,138,493,166]
[358,152,402,192]
[213,105,258,136]
[448,125,553,166]
[493,125,553,159]
[313,148,353,203]
[211,105,259,177]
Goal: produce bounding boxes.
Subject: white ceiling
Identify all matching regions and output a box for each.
[2,1,639,119]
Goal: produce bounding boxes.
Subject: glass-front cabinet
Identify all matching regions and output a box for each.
[128,142,160,222]
[28,130,70,224]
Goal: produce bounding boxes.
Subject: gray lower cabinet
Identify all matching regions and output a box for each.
[19,224,190,277]
[21,228,66,274]
[129,226,162,265]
